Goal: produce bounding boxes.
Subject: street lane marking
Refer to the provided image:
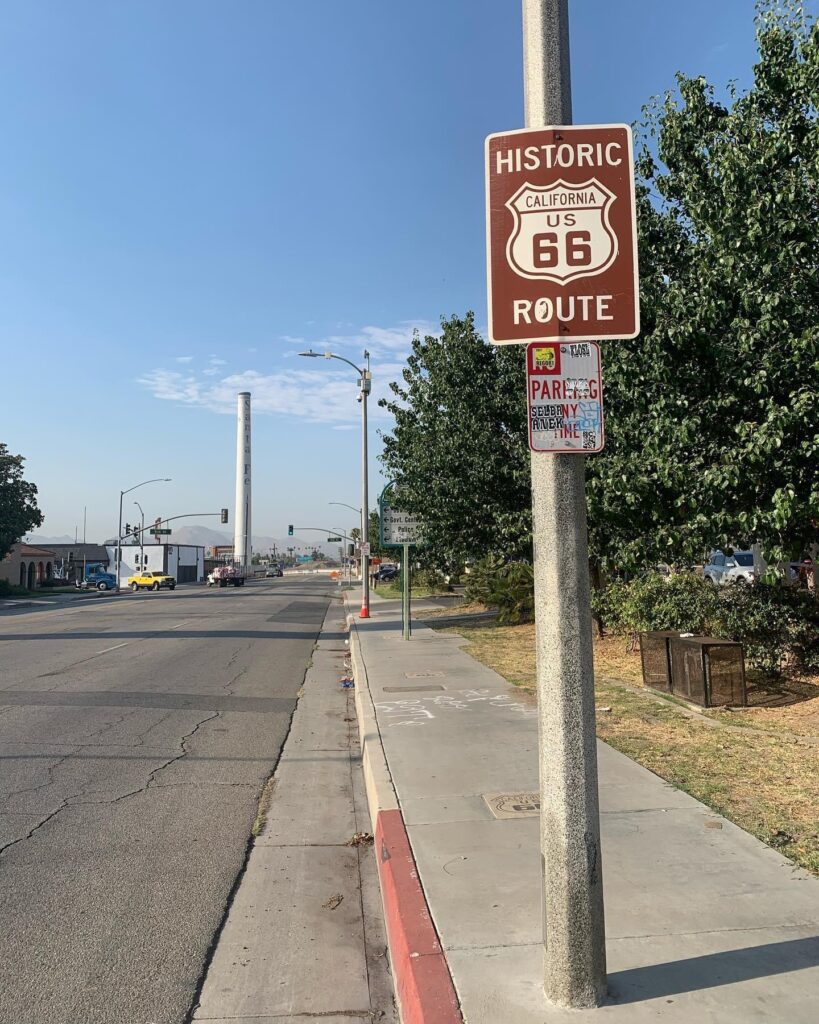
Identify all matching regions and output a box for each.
[94,642,130,654]
[170,621,189,629]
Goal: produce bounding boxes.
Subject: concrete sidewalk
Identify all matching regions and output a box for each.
[349,593,819,1023]
[193,598,396,1023]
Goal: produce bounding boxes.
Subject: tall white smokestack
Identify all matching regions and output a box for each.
[234,392,251,570]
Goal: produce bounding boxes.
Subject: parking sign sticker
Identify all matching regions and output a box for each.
[527,342,604,453]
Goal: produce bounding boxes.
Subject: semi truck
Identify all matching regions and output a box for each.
[74,564,117,591]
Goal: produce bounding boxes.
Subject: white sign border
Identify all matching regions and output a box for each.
[485,122,640,345]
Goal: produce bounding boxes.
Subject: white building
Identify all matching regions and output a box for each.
[107,544,206,585]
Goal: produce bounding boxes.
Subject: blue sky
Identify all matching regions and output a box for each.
[2,0,810,544]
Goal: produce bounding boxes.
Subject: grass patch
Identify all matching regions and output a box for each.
[374,582,450,600]
[430,614,819,876]
[251,777,277,837]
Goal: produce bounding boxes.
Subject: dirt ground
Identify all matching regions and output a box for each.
[425,610,819,876]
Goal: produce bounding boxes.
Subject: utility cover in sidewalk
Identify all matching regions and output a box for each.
[483,792,540,819]
[404,671,446,678]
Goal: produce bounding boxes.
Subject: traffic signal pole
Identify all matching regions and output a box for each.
[522,0,607,1008]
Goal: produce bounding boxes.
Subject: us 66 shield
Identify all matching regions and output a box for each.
[527,342,604,453]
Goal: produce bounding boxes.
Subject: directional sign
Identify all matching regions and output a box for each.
[380,505,423,547]
[485,124,639,343]
[527,342,604,453]
[151,528,172,536]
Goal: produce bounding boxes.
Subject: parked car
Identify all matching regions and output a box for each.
[265,566,283,578]
[373,564,398,582]
[127,570,176,592]
[702,550,757,585]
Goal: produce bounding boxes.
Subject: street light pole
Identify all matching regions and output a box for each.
[329,501,361,515]
[360,351,371,618]
[299,350,372,618]
[522,0,606,1008]
[115,478,171,591]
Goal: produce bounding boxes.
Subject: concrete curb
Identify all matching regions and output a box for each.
[346,604,463,1024]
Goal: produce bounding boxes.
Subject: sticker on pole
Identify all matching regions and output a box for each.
[485,124,639,343]
[527,342,604,453]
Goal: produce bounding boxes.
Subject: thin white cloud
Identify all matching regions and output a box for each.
[175,355,194,363]
[326,320,438,358]
[137,320,435,426]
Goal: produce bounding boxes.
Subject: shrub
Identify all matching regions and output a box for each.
[712,582,819,676]
[413,567,451,592]
[592,571,717,647]
[0,579,28,597]
[464,555,535,624]
[489,561,535,624]
[595,571,819,676]
[464,554,506,606]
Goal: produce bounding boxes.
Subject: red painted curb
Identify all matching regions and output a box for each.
[376,808,463,1024]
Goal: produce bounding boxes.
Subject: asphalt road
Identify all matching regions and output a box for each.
[0,576,334,1024]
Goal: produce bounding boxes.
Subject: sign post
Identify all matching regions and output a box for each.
[379,483,423,641]
[402,543,411,641]
[483,1,640,1008]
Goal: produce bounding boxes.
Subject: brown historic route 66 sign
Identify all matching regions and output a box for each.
[485,124,639,344]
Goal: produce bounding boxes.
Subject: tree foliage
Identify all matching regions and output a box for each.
[379,313,531,567]
[0,444,44,561]
[588,0,819,570]
[380,1,818,573]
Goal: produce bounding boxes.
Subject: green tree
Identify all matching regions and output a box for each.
[379,2,818,575]
[368,509,389,558]
[0,444,44,560]
[588,0,819,571]
[379,314,531,568]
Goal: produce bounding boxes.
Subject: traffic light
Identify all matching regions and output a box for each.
[220,508,229,524]
[348,543,355,557]
[288,524,294,536]
[125,524,131,536]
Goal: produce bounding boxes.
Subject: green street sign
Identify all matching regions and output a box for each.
[327,535,342,543]
[379,482,424,548]
[151,528,172,535]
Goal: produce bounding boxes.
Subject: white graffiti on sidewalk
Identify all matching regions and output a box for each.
[375,689,537,727]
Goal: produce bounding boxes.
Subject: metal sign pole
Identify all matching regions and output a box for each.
[522,0,606,1008]
[402,543,411,640]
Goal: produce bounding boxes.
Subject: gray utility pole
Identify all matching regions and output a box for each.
[522,0,607,1009]
[298,349,372,618]
[359,351,371,618]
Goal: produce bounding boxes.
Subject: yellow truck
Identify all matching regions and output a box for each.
[127,570,176,592]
